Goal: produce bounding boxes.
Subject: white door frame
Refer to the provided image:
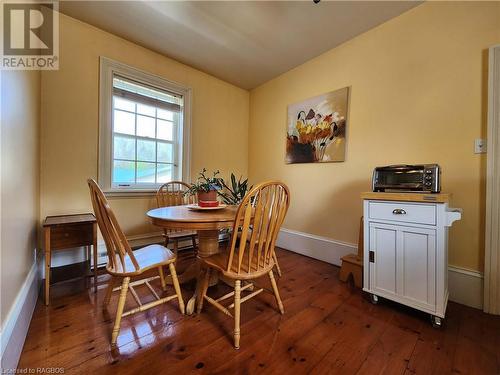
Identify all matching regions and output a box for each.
[484,45,500,315]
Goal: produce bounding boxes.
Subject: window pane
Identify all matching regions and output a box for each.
[137,139,155,162]
[107,72,186,190]
[113,135,135,160]
[137,115,155,138]
[114,97,135,112]
[157,164,173,183]
[157,120,173,141]
[158,142,173,163]
[113,160,135,183]
[157,109,173,121]
[137,162,156,183]
[114,110,135,135]
[137,103,155,117]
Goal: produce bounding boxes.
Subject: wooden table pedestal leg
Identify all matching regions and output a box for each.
[185,230,220,315]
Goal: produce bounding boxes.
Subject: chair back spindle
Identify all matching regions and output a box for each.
[87,179,139,273]
[156,181,196,208]
[156,181,197,240]
[226,181,290,276]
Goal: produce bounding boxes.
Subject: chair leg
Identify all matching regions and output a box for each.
[164,234,170,248]
[269,270,284,314]
[85,245,91,289]
[197,267,211,314]
[234,280,241,349]
[103,276,116,306]
[158,266,167,291]
[191,235,197,252]
[173,240,179,259]
[169,263,185,314]
[273,253,282,277]
[111,277,130,345]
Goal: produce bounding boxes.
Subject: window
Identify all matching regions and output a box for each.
[99,58,191,194]
[112,76,181,186]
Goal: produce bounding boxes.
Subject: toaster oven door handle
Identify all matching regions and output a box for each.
[392,208,407,215]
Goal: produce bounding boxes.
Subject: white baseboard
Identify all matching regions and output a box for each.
[47,231,169,270]
[448,265,484,310]
[50,227,485,310]
[96,231,229,265]
[95,231,165,264]
[47,230,227,270]
[276,228,484,310]
[126,231,165,249]
[277,228,356,266]
[1,255,39,370]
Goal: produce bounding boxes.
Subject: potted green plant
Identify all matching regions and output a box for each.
[218,173,252,205]
[186,169,223,207]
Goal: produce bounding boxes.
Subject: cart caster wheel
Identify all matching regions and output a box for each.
[431,315,443,328]
[370,294,379,305]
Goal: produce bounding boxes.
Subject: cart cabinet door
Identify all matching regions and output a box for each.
[369,223,398,297]
[400,226,436,309]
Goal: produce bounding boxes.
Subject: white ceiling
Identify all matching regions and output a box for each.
[60,1,421,90]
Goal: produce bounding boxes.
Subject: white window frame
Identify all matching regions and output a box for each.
[98,57,191,196]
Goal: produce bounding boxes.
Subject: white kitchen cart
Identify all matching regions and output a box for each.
[361,192,462,327]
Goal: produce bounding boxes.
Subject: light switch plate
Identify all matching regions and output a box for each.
[474,139,487,154]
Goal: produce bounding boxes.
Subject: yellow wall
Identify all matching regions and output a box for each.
[249,2,500,272]
[41,3,500,272]
[1,70,40,323]
[41,14,249,237]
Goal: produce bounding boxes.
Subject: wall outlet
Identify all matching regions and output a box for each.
[474,138,487,154]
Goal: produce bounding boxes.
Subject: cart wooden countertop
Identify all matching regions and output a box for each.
[361,192,452,204]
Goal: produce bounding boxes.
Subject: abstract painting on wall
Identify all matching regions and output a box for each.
[286,87,349,164]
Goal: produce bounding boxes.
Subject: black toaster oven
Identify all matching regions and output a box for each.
[372,164,441,193]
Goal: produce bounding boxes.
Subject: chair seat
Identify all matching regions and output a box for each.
[202,248,274,280]
[108,244,176,276]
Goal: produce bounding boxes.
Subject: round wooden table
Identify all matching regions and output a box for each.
[147,205,238,314]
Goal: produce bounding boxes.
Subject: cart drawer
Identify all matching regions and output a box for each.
[368,201,436,225]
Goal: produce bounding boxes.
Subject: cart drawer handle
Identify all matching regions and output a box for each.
[392,208,407,215]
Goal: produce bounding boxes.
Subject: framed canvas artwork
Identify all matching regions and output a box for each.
[286,87,349,164]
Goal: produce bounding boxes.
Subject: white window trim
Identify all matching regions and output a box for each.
[98,57,192,196]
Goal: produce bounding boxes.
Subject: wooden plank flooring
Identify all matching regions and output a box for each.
[18,249,500,374]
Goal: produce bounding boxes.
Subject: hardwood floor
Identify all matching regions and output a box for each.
[18,248,500,374]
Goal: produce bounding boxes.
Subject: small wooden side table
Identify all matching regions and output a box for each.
[43,214,98,305]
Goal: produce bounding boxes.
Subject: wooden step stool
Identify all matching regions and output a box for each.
[339,217,363,288]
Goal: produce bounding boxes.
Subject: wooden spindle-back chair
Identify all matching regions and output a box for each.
[87,179,185,345]
[156,181,197,257]
[197,181,290,348]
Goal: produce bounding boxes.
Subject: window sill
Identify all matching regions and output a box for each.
[104,190,157,199]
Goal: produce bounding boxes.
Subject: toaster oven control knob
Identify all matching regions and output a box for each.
[425,170,433,174]
[425,175,432,180]
[425,182,432,186]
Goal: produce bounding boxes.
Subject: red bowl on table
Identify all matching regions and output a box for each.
[198,200,219,208]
